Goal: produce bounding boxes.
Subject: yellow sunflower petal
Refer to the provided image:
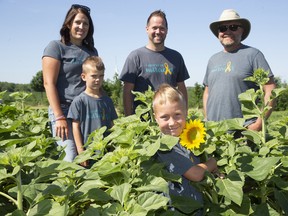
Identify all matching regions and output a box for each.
[179,119,206,151]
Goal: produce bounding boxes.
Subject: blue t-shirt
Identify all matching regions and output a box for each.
[203,45,273,121]
[120,46,190,92]
[157,143,203,203]
[42,40,98,103]
[67,92,118,144]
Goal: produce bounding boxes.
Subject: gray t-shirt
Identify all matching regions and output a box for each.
[203,45,273,121]
[120,46,190,92]
[67,92,118,144]
[157,143,203,203]
[42,40,98,103]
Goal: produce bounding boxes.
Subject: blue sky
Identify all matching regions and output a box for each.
[1,0,288,87]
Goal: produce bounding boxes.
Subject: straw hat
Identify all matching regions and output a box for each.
[210,9,251,41]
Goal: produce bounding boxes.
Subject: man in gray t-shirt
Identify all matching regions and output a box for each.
[120,10,190,116]
[203,9,276,131]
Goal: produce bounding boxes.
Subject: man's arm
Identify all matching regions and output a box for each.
[202,86,209,120]
[123,82,135,116]
[248,77,276,131]
[177,82,188,110]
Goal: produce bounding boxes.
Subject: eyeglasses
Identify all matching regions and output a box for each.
[71,4,90,13]
[218,24,242,33]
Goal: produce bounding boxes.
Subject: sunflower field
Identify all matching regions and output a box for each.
[0,69,288,215]
[189,69,288,215]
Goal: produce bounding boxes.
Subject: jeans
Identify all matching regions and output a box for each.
[48,104,77,162]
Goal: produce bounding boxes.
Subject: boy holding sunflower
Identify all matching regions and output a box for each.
[153,83,220,210]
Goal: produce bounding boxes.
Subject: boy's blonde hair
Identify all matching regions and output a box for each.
[82,56,105,73]
[152,84,186,112]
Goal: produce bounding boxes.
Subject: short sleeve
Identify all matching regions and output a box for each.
[157,145,195,176]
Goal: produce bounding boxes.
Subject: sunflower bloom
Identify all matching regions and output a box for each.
[179,119,206,150]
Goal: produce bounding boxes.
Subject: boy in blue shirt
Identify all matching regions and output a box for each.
[68,56,117,166]
[153,84,220,213]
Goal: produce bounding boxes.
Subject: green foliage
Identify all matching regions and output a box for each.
[0,80,48,106]
[195,68,288,215]
[0,91,57,214]
[0,68,287,215]
[30,70,44,92]
[275,88,288,111]
[268,76,288,111]
[187,83,204,109]
[102,73,123,114]
[0,82,31,93]
[0,90,184,215]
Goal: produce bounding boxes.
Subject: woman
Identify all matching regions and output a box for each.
[42,4,98,161]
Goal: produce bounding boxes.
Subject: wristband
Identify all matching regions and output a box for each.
[54,115,66,122]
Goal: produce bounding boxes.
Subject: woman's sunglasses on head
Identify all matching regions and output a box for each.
[71,4,90,13]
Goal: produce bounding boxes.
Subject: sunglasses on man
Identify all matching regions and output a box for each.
[71,4,90,13]
[218,24,242,33]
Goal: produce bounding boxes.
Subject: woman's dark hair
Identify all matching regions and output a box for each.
[60,5,95,51]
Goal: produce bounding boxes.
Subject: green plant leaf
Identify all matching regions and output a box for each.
[253,202,279,216]
[36,160,83,176]
[82,207,101,216]
[137,192,169,211]
[110,183,132,206]
[100,172,127,186]
[42,184,66,196]
[242,130,262,145]
[28,199,66,216]
[223,118,246,131]
[244,68,270,85]
[11,165,21,176]
[227,194,253,216]
[170,194,202,214]
[281,156,288,167]
[216,170,244,206]
[85,188,112,202]
[127,203,147,215]
[159,134,178,151]
[113,130,135,145]
[102,202,123,215]
[136,176,168,194]
[274,189,288,214]
[271,87,287,98]
[217,158,228,166]
[0,168,13,180]
[137,139,160,157]
[245,157,280,181]
[271,176,288,190]
[83,206,101,216]
[259,146,270,156]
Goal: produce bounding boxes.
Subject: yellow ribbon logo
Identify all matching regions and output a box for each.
[225,61,232,73]
[164,63,172,75]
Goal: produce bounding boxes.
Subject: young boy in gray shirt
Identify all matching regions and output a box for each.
[68,56,117,167]
[153,84,221,214]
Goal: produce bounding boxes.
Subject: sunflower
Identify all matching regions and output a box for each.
[179,119,206,150]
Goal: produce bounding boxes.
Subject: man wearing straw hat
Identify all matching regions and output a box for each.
[203,9,276,132]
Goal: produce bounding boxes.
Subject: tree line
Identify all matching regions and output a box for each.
[1,71,288,111]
